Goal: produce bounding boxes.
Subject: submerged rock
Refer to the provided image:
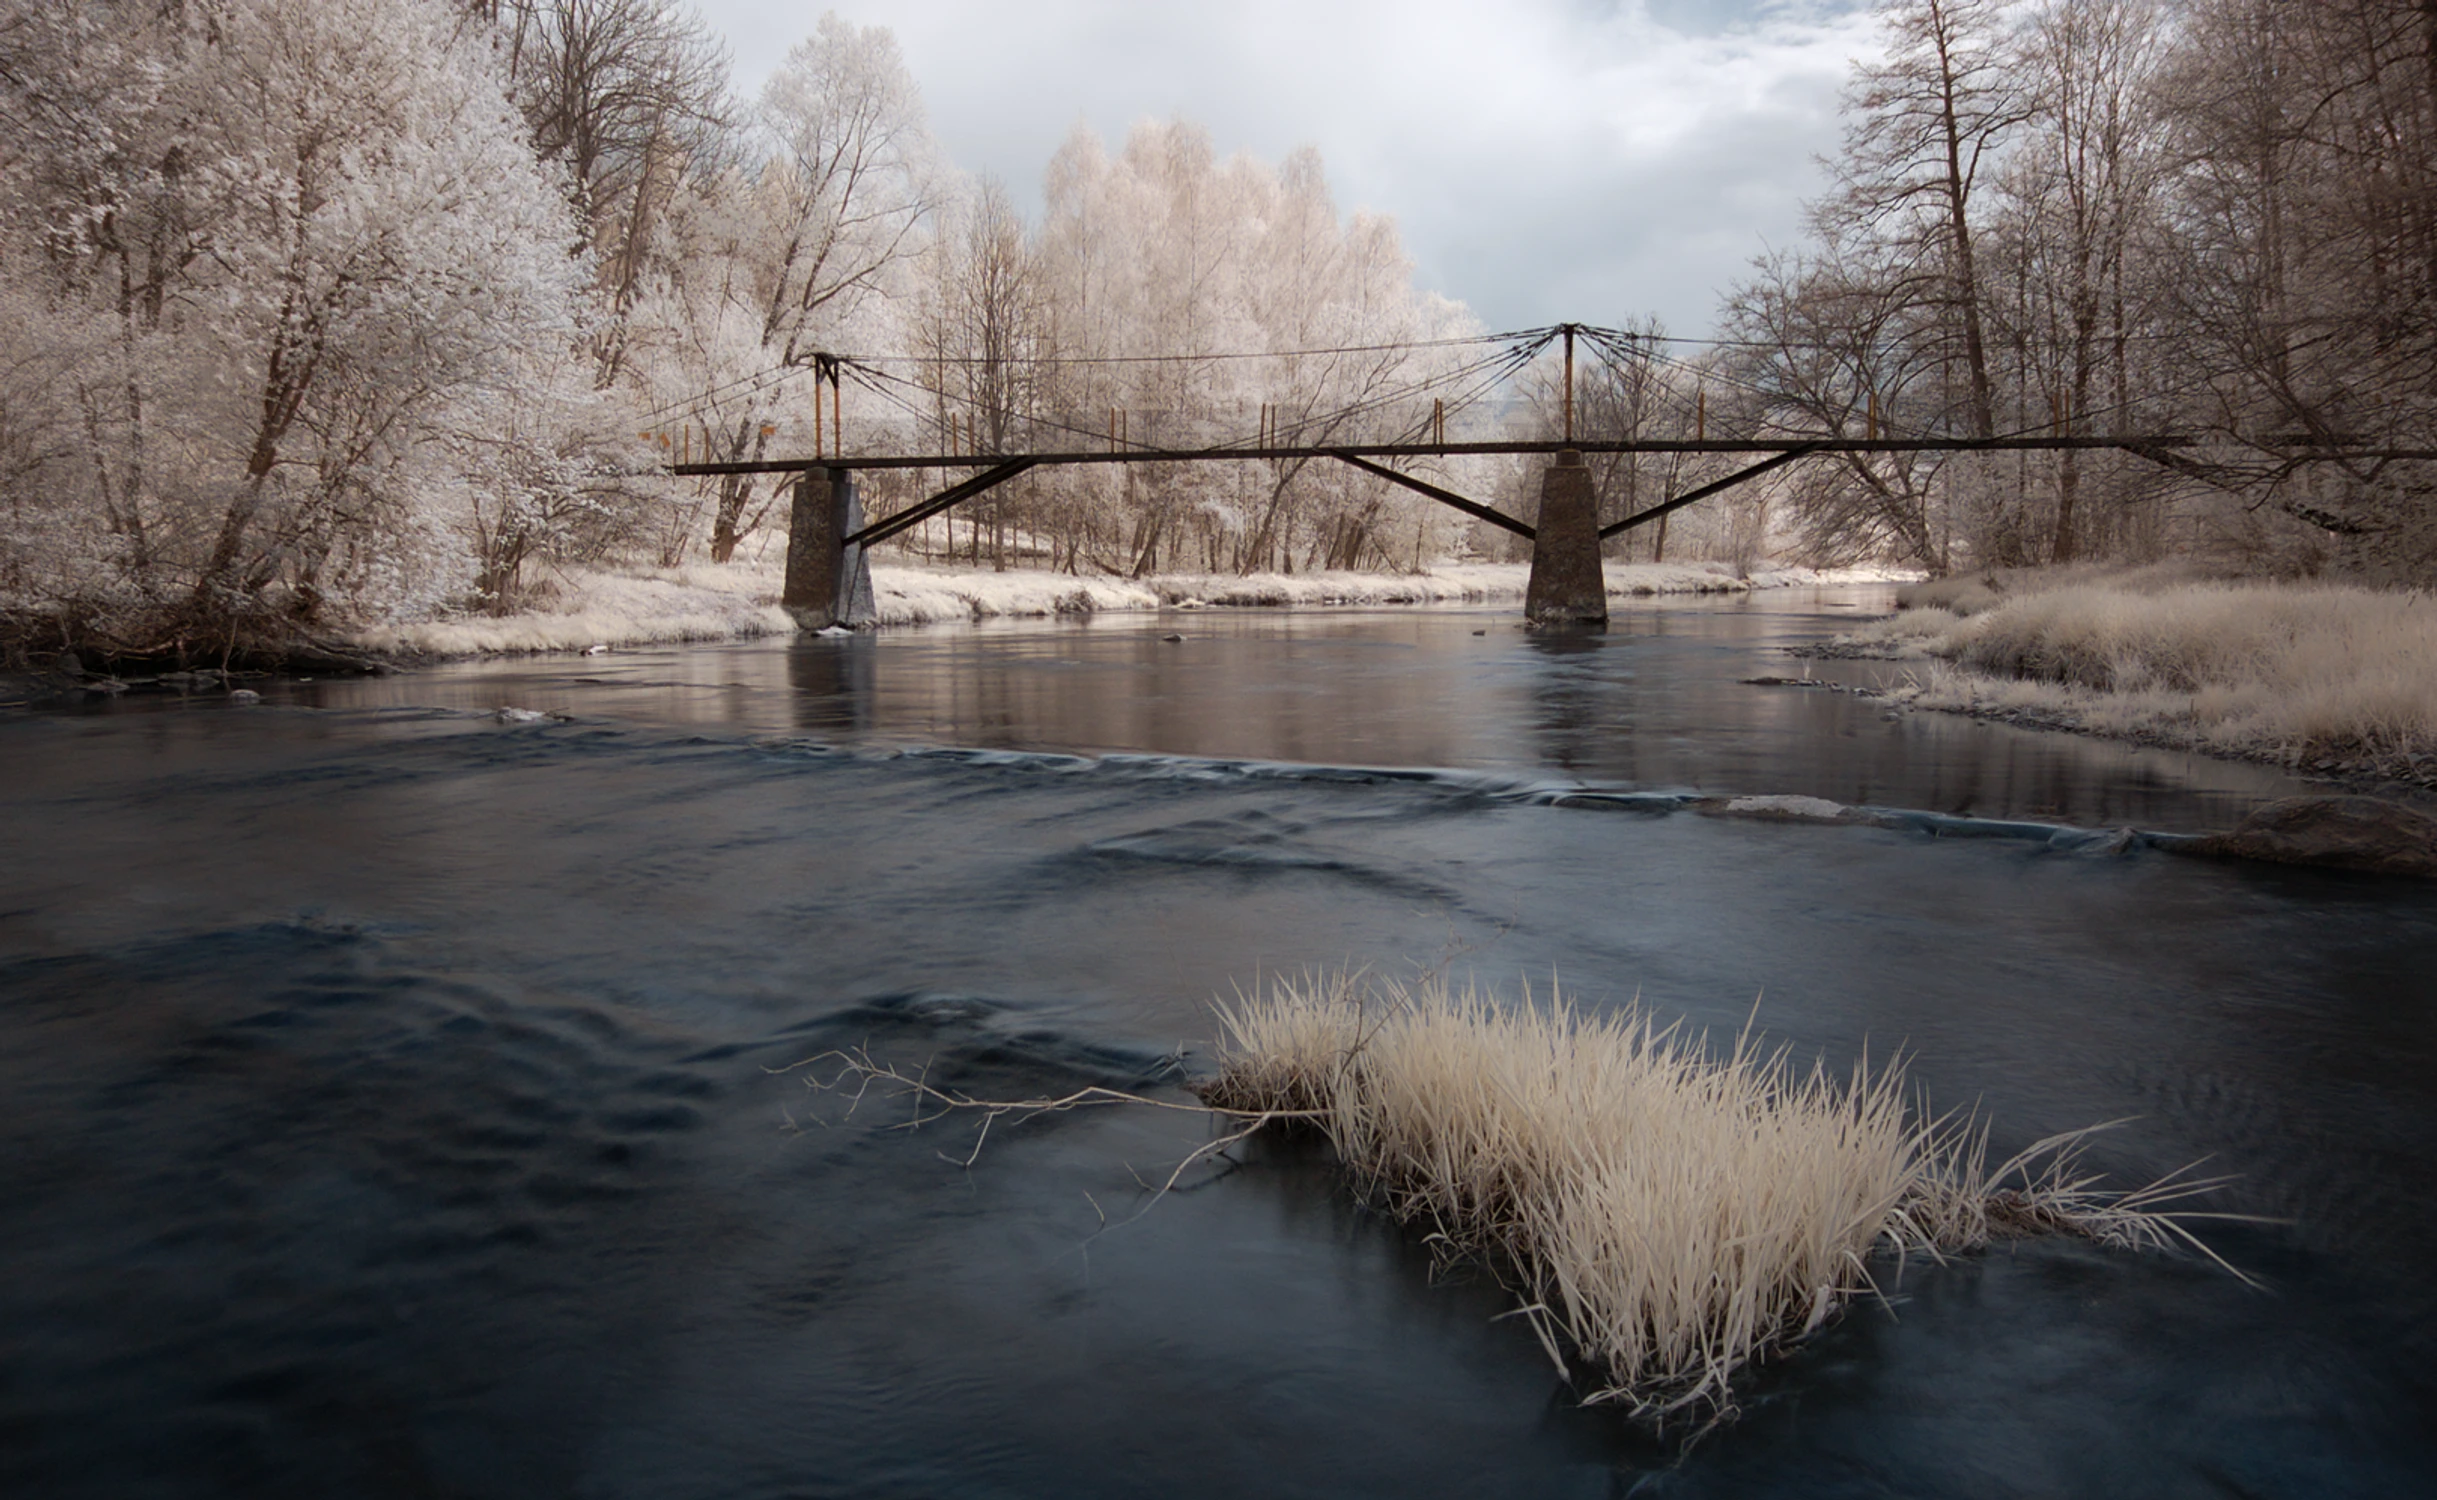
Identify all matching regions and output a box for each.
[1716,794,1850,822]
[2191,795,2437,878]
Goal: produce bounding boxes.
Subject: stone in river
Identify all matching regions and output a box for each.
[2193,795,2437,878]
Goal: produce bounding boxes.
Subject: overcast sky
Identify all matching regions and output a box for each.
[691,1,1883,338]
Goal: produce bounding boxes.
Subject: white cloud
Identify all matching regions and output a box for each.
[692,0,1882,335]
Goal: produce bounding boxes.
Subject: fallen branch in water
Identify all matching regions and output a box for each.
[775,1043,1319,1222]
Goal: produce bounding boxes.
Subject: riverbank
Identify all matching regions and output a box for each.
[344,556,1916,657]
[1824,572,2437,789]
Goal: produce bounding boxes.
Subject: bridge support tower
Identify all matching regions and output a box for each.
[1525,449,1606,628]
[783,467,876,631]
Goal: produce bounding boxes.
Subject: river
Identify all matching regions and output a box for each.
[3,586,2431,1498]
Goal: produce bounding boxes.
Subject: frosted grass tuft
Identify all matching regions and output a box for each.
[1196,970,2246,1419]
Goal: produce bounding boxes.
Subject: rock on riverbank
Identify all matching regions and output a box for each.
[2187,796,2437,878]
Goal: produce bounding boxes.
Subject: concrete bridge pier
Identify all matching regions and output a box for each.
[1524,449,1607,628]
[782,466,876,631]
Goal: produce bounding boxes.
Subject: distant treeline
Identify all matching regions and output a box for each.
[3,1,2431,663]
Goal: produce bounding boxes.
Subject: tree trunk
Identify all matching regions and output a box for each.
[710,474,753,563]
[1936,37,1999,440]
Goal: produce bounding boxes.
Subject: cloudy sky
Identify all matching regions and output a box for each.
[691,1,1883,337]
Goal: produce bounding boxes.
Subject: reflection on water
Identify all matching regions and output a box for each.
[4,590,2429,1498]
[290,588,2307,831]
[785,630,878,735]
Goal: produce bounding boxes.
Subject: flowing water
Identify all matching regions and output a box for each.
[3,588,2431,1498]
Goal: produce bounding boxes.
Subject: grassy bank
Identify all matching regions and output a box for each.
[1196,972,2225,1419]
[1846,575,2437,782]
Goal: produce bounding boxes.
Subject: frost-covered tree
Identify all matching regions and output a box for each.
[653,14,937,562]
[191,0,587,608]
[1024,121,1476,576]
[908,175,1051,567]
[485,0,734,383]
[0,0,590,650]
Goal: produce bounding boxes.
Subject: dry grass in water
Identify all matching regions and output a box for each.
[1195,971,2246,1419]
[785,969,2247,1422]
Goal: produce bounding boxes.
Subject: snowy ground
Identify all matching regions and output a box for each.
[1831,575,2437,783]
[350,565,798,656]
[352,556,1917,656]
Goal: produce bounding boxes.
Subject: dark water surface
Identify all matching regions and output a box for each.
[293,591,2311,832]
[4,590,2432,1498]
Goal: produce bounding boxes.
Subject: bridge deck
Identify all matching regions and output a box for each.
[669,434,2253,477]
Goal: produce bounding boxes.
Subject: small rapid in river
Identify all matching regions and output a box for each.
[4,587,2431,1498]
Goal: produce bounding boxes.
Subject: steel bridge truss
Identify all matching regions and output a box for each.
[669,433,2335,550]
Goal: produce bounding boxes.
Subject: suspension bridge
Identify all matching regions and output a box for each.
[662,323,2368,630]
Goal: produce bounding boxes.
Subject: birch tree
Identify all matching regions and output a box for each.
[697,14,936,562]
